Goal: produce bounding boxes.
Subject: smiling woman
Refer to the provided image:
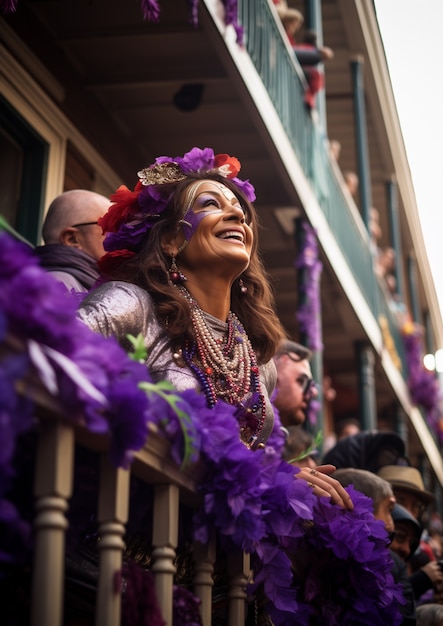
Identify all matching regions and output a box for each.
[79,146,287,449]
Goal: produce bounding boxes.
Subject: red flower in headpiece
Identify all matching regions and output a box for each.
[214,154,241,179]
[99,183,143,233]
[98,249,136,275]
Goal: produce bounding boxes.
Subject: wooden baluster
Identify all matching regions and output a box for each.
[227,550,250,626]
[31,420,74,626]
[193,535,216,626]
[95,454,130,626]
[151,484,179,626]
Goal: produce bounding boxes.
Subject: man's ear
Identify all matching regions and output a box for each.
[59,227,81,248]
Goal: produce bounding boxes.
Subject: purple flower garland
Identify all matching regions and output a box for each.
[295,221,323,353]
[0,1,244,45]
[401,320,443,444]
[0,232,403,623]
[295,220,323,425]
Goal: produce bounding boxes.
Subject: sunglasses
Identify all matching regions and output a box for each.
[71,221,99,228]
[296,374,316,396]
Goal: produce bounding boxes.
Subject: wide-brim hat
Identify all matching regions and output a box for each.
[378,465,435,504]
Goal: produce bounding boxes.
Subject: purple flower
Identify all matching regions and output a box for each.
[402,324,443,442]
[104,219,151,252]
[176,147,215,173]
[232,176,256,202]
[0,351,34,503]
[295,222,323,352]
[139,0,161,22]
[173,585,202,626]
[222,0,244,45]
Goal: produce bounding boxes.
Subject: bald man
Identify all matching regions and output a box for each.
[34,189,110,292]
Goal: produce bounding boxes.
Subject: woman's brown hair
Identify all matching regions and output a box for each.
[105,173,286,363]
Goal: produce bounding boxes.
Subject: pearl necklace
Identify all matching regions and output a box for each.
[175,286,266,448]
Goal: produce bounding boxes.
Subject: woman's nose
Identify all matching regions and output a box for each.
[225,202,245,223]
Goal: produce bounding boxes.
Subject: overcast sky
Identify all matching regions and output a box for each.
[373,0,443,341]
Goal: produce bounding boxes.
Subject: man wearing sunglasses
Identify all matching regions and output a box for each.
[273,339,318,427]
[34,189,110,292]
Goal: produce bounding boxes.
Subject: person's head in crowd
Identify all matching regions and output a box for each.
[390,503,423,562]
[273,340,317,427]
[333,467,395,533]
[282,425,318,468]
[272,0,289,19]
[322,431,406,474]
[329,139,341,161]
[343,170,359,199]
[41,189,109,261]
[377,465,435,521]
[335,417,361,441]
[427,514,443,559]
[416,603,443,626]
[279,7,304,40]
[376,246,396,278]
[369,207,382,244]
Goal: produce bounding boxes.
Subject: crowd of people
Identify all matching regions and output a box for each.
[17,144,440,625]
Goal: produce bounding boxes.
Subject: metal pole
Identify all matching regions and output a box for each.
[407,252,422,325]
[350,56,372,229]
[386,177,405,301]
[356,341,377,431]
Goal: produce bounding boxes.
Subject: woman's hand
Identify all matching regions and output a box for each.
[295,464,354,510]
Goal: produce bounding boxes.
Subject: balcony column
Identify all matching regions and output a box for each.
[152,483,179,626]
[424,310,435,354]
[350,56,372,229]
[407,252,422,325]
[193,535,216,626]
[395,409,408,445]
[227,550,250,626]
[304,0,327,133]
[31,420,74,626]
[386,177,405,301]
[356,342,377,431]
[95,456,130,626]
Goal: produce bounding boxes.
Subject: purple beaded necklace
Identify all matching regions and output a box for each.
[176,286,266,448]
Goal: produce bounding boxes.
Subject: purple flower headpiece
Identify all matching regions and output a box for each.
[98,147,255,274]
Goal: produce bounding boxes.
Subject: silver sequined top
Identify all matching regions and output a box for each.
[78,281,276,446]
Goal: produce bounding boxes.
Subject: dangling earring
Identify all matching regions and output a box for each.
[239,278,248,294]
[168,255,187,284]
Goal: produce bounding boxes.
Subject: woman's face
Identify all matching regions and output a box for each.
[177,180,254,276]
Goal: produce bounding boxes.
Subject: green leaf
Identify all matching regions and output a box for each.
[139,380,197,469]
[290,430,323,462]
[126,333,148,362]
